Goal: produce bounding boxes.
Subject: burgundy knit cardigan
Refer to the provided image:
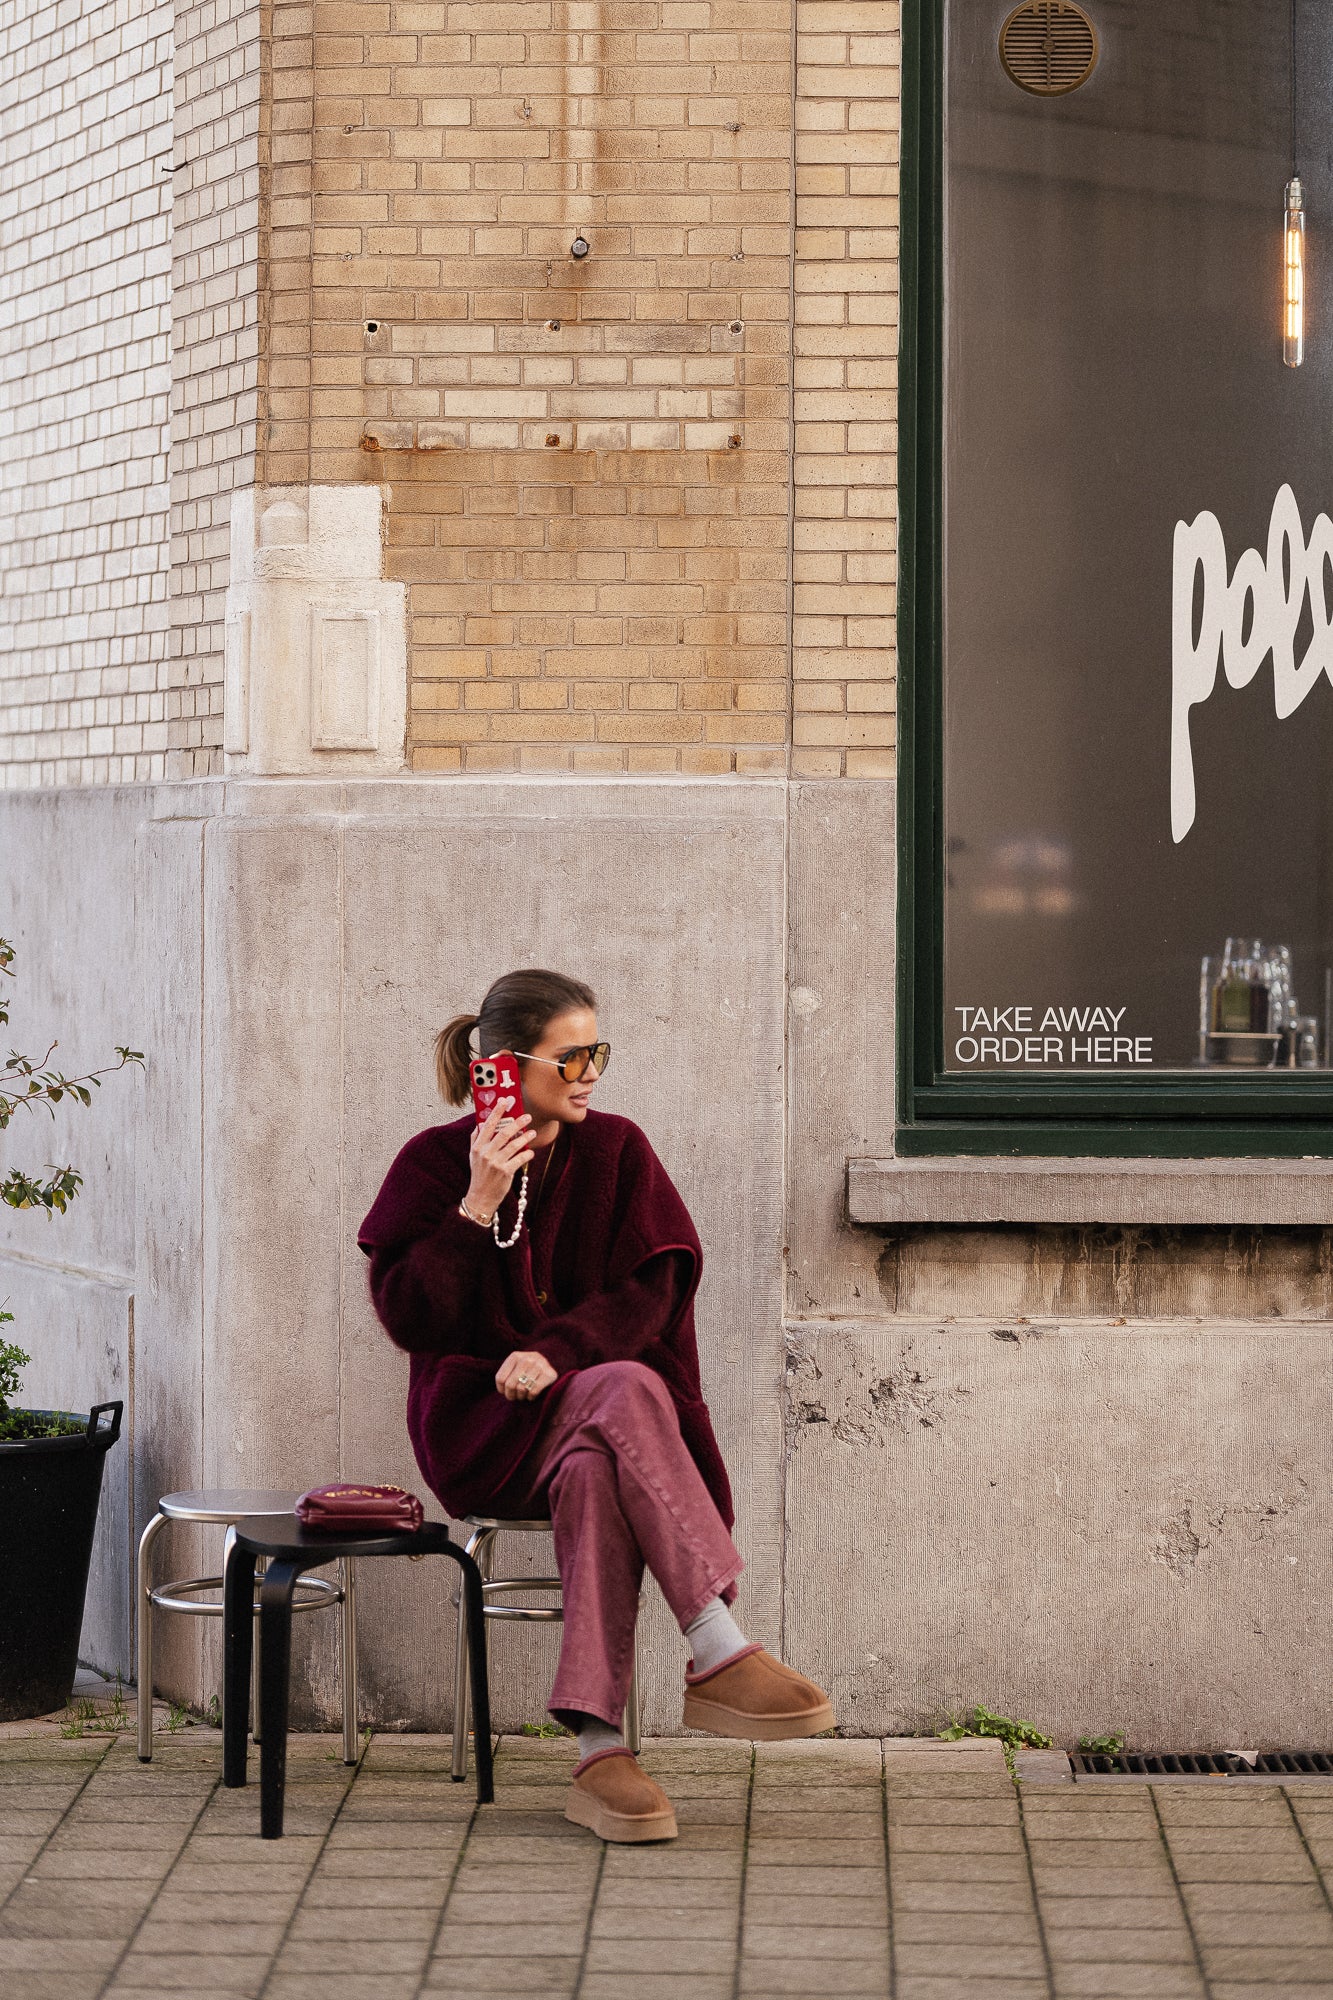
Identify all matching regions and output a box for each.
[358,1109,734,1525]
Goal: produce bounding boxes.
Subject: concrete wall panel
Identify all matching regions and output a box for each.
[133,812,208,1704]
[787,779,897,1320]
[784,1317,1333,1748]
[0,787,145,1686]
[0,787,145,1281]
[336,781,788,1729]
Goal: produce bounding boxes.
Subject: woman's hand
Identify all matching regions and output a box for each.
[495,1350,558,1401]
[465,1104,535,1222]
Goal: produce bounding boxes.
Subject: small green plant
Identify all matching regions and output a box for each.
[517,1720,569,1738]
[165,1701,190,1734]
[204,1694,222,1730]
[106,1674,129,1732]
[0,937,141,1441]
[1078,1731,1126,1756]
[58,1676,132,1737]
[938,1702,1053,1750]
[939,1703,1053,1777]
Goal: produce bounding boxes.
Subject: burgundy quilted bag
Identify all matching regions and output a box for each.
[295,1482,424,1532]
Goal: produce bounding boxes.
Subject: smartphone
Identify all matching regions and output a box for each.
[469,1050,527,1128]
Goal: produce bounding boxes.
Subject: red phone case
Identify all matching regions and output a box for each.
[470,1050,527,1128]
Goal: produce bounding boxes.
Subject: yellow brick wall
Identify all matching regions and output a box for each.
[383,445,790,772]
[792,0,898,779]
[295,0,813,775]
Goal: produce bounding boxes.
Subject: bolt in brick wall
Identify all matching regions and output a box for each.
[0,0,173,787]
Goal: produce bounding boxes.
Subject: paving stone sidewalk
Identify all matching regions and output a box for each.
[3,1729,1333,2000]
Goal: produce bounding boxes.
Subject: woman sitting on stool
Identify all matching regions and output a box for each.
[358,967,833,1843]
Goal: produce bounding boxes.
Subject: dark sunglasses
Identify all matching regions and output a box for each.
[515,1041,611,1083]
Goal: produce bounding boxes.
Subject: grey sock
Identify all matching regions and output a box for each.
[574,1717,623,1763]
[685,1596,748,1676]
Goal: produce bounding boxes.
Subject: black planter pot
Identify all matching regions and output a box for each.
[0,1402,123,1721]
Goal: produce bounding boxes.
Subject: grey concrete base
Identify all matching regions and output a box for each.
[784,1316,1333,1748]
[4,772,1332,1746]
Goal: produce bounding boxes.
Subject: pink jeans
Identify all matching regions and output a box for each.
[494,1360,743,1728]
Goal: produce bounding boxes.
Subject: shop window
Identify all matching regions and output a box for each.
[898,0,1333,1153]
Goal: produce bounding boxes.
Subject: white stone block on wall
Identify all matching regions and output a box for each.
[223,486,407,775]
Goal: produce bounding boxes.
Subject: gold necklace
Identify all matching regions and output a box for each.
[531,1133,558,1212]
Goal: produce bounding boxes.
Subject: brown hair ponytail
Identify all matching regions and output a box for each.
[434,1014,480,1105]
[433,969,597,1105]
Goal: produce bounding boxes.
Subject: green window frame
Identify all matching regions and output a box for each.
[895,0,1333,1158]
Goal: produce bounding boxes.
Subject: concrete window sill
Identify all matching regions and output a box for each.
[846,1157,1333,1227]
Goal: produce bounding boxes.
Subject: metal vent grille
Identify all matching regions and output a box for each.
[1000,1,1099,96]
[1074,1750,1333,1778]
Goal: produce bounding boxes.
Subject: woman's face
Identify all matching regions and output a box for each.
[519,1006,603,1131]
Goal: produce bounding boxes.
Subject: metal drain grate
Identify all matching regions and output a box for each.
[1000,1,1100,97]
[1074,1750,1333,1778]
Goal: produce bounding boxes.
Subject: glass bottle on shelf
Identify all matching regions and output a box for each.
[1214,937,1254,1033]
[1245,939,1271,1032]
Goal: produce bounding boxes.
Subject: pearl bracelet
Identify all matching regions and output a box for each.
[460,1181,528,1249]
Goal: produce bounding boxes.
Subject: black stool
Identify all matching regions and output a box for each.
[222,1513,493,1837]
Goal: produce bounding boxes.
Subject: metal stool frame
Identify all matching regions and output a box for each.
[136,1490,358,1764]
[450,1515,641,1780]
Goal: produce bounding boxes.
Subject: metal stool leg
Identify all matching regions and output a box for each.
[451,1528,494,1781]
[626,1624,642,1756]
[251,1554,266,1743]
[341,1556,358,1764]
[136,1512,168,1762]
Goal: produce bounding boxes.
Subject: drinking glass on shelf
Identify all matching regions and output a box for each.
[1265,945,1294,1033]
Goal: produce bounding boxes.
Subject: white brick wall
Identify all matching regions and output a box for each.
[169,0,262,776]
[0,0,173,786]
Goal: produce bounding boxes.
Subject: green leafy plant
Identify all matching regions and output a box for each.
[517,1720,569,1738]
[1078,1731,1126,1756]
[939,1703,1053,1777]
[0,937,141,1441]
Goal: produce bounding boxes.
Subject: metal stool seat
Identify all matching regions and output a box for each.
[450,1515,641,1779]
[137,1489,357,1763]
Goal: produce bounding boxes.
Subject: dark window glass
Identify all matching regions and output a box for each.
[943,0,1333,1079]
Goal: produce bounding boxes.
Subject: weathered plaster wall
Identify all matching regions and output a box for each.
[783,1317,1333,1750]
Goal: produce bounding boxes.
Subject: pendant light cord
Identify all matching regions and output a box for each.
[1291,0,1298,179]
[1280,0,1288,182]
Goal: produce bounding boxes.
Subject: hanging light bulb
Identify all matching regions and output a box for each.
[1285,175,1306,368]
